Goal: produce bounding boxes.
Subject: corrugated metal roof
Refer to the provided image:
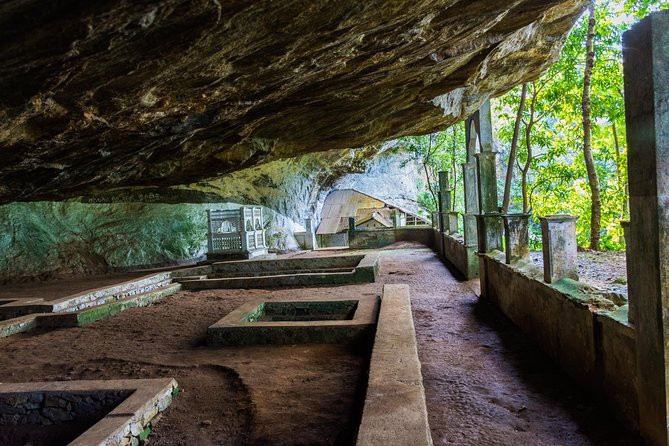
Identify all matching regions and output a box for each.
[316,189,390,235]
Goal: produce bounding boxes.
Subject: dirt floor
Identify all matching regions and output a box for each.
[530,250,628,296]
[0,244,641,445]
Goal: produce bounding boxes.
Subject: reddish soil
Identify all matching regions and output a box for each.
[0,286,372,445]
[0,243,641,445]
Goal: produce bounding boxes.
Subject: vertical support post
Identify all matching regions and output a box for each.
[623,11,669,445]
[475,150,502,253]
[539,215,578,283]
[477,99,495,153]
[462,118,480,247]
[304,217,316,250]
[206,209,213,253]
[620,220,634,323]
[447,212,459,234]
[239,207,248,252]
[438,171,451,233]
[259,207,266,248]
[502,214,530,263]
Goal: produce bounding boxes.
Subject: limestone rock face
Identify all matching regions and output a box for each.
[0,0,584,202]
[0,147,422,281]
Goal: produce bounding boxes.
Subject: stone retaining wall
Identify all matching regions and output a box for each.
[432,230,478,279]
[479,251,639,429]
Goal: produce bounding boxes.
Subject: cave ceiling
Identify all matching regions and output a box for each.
[0,0,585,203]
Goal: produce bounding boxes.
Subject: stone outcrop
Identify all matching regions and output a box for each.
[0,147,423,281]
[0,0,585,202]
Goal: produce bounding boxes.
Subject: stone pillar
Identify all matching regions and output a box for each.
[477,99,495,153]
[206,209,214,253]
[438,171,452,233]
[239,207,249,252]
[447,212,459,234]
[620,220,634,323]
[304,217,316,250]
[476,214,503,253]
[438,171,452,212]
[462,162,479,247]
[475,150,502,253]
[623,11,669,445]
[393,212,402,228]
[502,214,530,263]
[539,215,578,283]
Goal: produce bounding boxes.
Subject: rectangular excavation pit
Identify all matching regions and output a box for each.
[176,253,379,290]
[208,297,378,346]
[0,378,177,446]
[244,300,359,322]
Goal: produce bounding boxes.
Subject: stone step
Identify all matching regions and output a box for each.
[38,282,182,328]
[0,272,173,319]
[50,272,173,313]
[0,314,41,338]
[60,278,174,313]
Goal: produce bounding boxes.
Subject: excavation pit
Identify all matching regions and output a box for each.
[0,378,177,446]
[208,297,378,346]
[175,253,379,289]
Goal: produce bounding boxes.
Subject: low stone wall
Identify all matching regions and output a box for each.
[357,284,433,446]
[479,251,639,429]
[348,227,434,250]
[432,230,479,279]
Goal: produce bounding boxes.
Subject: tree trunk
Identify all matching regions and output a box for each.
[521,116,534,214]
[582,1,601,250]
[521,83,537,214]
[502,83,528,214]
[451,126,458,211]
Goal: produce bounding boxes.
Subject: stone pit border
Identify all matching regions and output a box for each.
[0,378,178,446]
[207,296,379,346]
[357,284,433,446]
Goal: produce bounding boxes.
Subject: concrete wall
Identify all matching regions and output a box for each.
[348,227,434,249]
[429,229,479,279]
[479,251,639,429]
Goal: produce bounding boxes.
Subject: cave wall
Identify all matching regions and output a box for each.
[0,146,422,282]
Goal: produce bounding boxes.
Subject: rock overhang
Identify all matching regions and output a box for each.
[0,0,586,202]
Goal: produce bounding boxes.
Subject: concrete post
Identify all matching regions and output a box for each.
[462,162,479,247]
[304,217,316,250]
[539,215,578,283]
[502,214,530,264]
[239,207,248,252]
[206,209,213,253]
[475,152,499,213]
[477,99,495,153]
[623,11,669,445]
[438,171,452,212]
[438,171,452,234]
[620,220,634,323]
[475,150,502,253]
[447,212,459,234]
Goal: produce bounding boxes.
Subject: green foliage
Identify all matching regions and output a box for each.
[402,1,665,250]
[399,124,466,213]
[491,0,664,251]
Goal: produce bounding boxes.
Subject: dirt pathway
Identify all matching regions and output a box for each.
[379,246,640,445]
[0,244,641,445]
